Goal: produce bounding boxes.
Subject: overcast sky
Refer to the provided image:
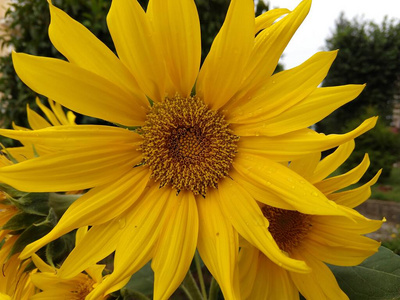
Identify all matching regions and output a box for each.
[267,0,400,69]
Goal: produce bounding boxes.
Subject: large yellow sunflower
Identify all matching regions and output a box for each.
[0,0,377,299]
[238,141,383,299]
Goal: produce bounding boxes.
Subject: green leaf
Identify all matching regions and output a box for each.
[330,246,400,300]
[120,262,154,298]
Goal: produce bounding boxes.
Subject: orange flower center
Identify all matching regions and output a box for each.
[70,277,96,300]
[140,95,238,196]
[261,205,312,253]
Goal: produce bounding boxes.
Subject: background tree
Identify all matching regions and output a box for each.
[317,13,400,134]
[317,14,400,181]
[0,0,270,134]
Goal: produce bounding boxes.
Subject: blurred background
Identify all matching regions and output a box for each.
[0,0,398,250]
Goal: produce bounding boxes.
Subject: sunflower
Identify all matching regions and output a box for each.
[0,0,377,298]
[29,227,112,300]
[238,140,383,299]
[0,240,36,300]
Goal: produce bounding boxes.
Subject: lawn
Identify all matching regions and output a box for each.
[371,166,400,202]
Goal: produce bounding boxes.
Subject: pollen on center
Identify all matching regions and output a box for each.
[139,95,238,196]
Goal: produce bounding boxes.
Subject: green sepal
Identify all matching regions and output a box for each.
[9,192,50,216]
[48,192,81,219]
[8,222,52,258]
[2,212,45,231]
[45,231,75,267]
[0,183,28,199]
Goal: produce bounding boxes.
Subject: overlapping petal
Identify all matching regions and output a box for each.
[234,152,348,216]
[107,0,166,101]
[226,51,338,124]
[232,84,365,137]
[254,8,290,33]
[58,219,123,278]
[197,189,240,300]
[238,117,377,161]
[20,167,149,260]
[86,186,172,299]
[12,52,147,126]
[48,2,148,105]
[149,0,201,97]
[152,191,198,300]
[197,0,254,109]
[228,0,311,107]
[0,143,139,192]
[217,178,310,273]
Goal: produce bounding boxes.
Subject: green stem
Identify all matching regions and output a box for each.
[180,270,203,300]
[195,251,207,299]
[208,277,220,300]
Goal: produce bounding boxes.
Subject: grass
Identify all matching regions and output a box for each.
[370,167,400,202]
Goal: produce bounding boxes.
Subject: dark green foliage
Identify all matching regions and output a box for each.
[317,14,400,134]
[341,107,400,181]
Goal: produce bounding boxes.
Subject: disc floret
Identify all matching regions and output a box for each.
[140,95,238,196]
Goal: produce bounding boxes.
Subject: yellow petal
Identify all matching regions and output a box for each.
[87,186,172,299]
[12,52,147,126]
[0,143,140,192]
[233,84,365,137]
[149,0,200,97]
[290,254,348,300]
[20,167,149,259]
[255,8,290,33]
[197,0,254,110]
[58,219,122,279]
[304,238,379,267]
[0,125,140,152]
[49,100,74,125]
[247,254,298,300]
[226,51,338,124]
[231,168,295,210]
[217,178,310,273]
[314,154,370,195]
[329,170,381,208]
[26,105,51,129]
[311,140,355,184]
[32,254,54,273]
[35,98,62,126]
[232,0,311,104]
[233,153,348,216]
[238,117,377,161]
[48,2,148,106]
[197,189,240,300]
[152,191,198,300]
[289,152,321,181]
[107,0,166,101]
[238,245,259,299]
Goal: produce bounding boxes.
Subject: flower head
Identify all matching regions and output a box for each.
[0,0,378,298]
[238,141,384,299]
[29,227,109,300]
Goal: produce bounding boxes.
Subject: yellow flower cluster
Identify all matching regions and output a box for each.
[0,0,385,299]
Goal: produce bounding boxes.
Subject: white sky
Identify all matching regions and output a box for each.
[267,0,400,69]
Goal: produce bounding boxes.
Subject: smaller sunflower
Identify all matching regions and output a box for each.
[29,227,113,300]
[238,140,384,299]
[0,241,36,300]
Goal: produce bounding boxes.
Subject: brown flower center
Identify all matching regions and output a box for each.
[70,277,96,300]
[140,95,238,196]
[261,205,312,253]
